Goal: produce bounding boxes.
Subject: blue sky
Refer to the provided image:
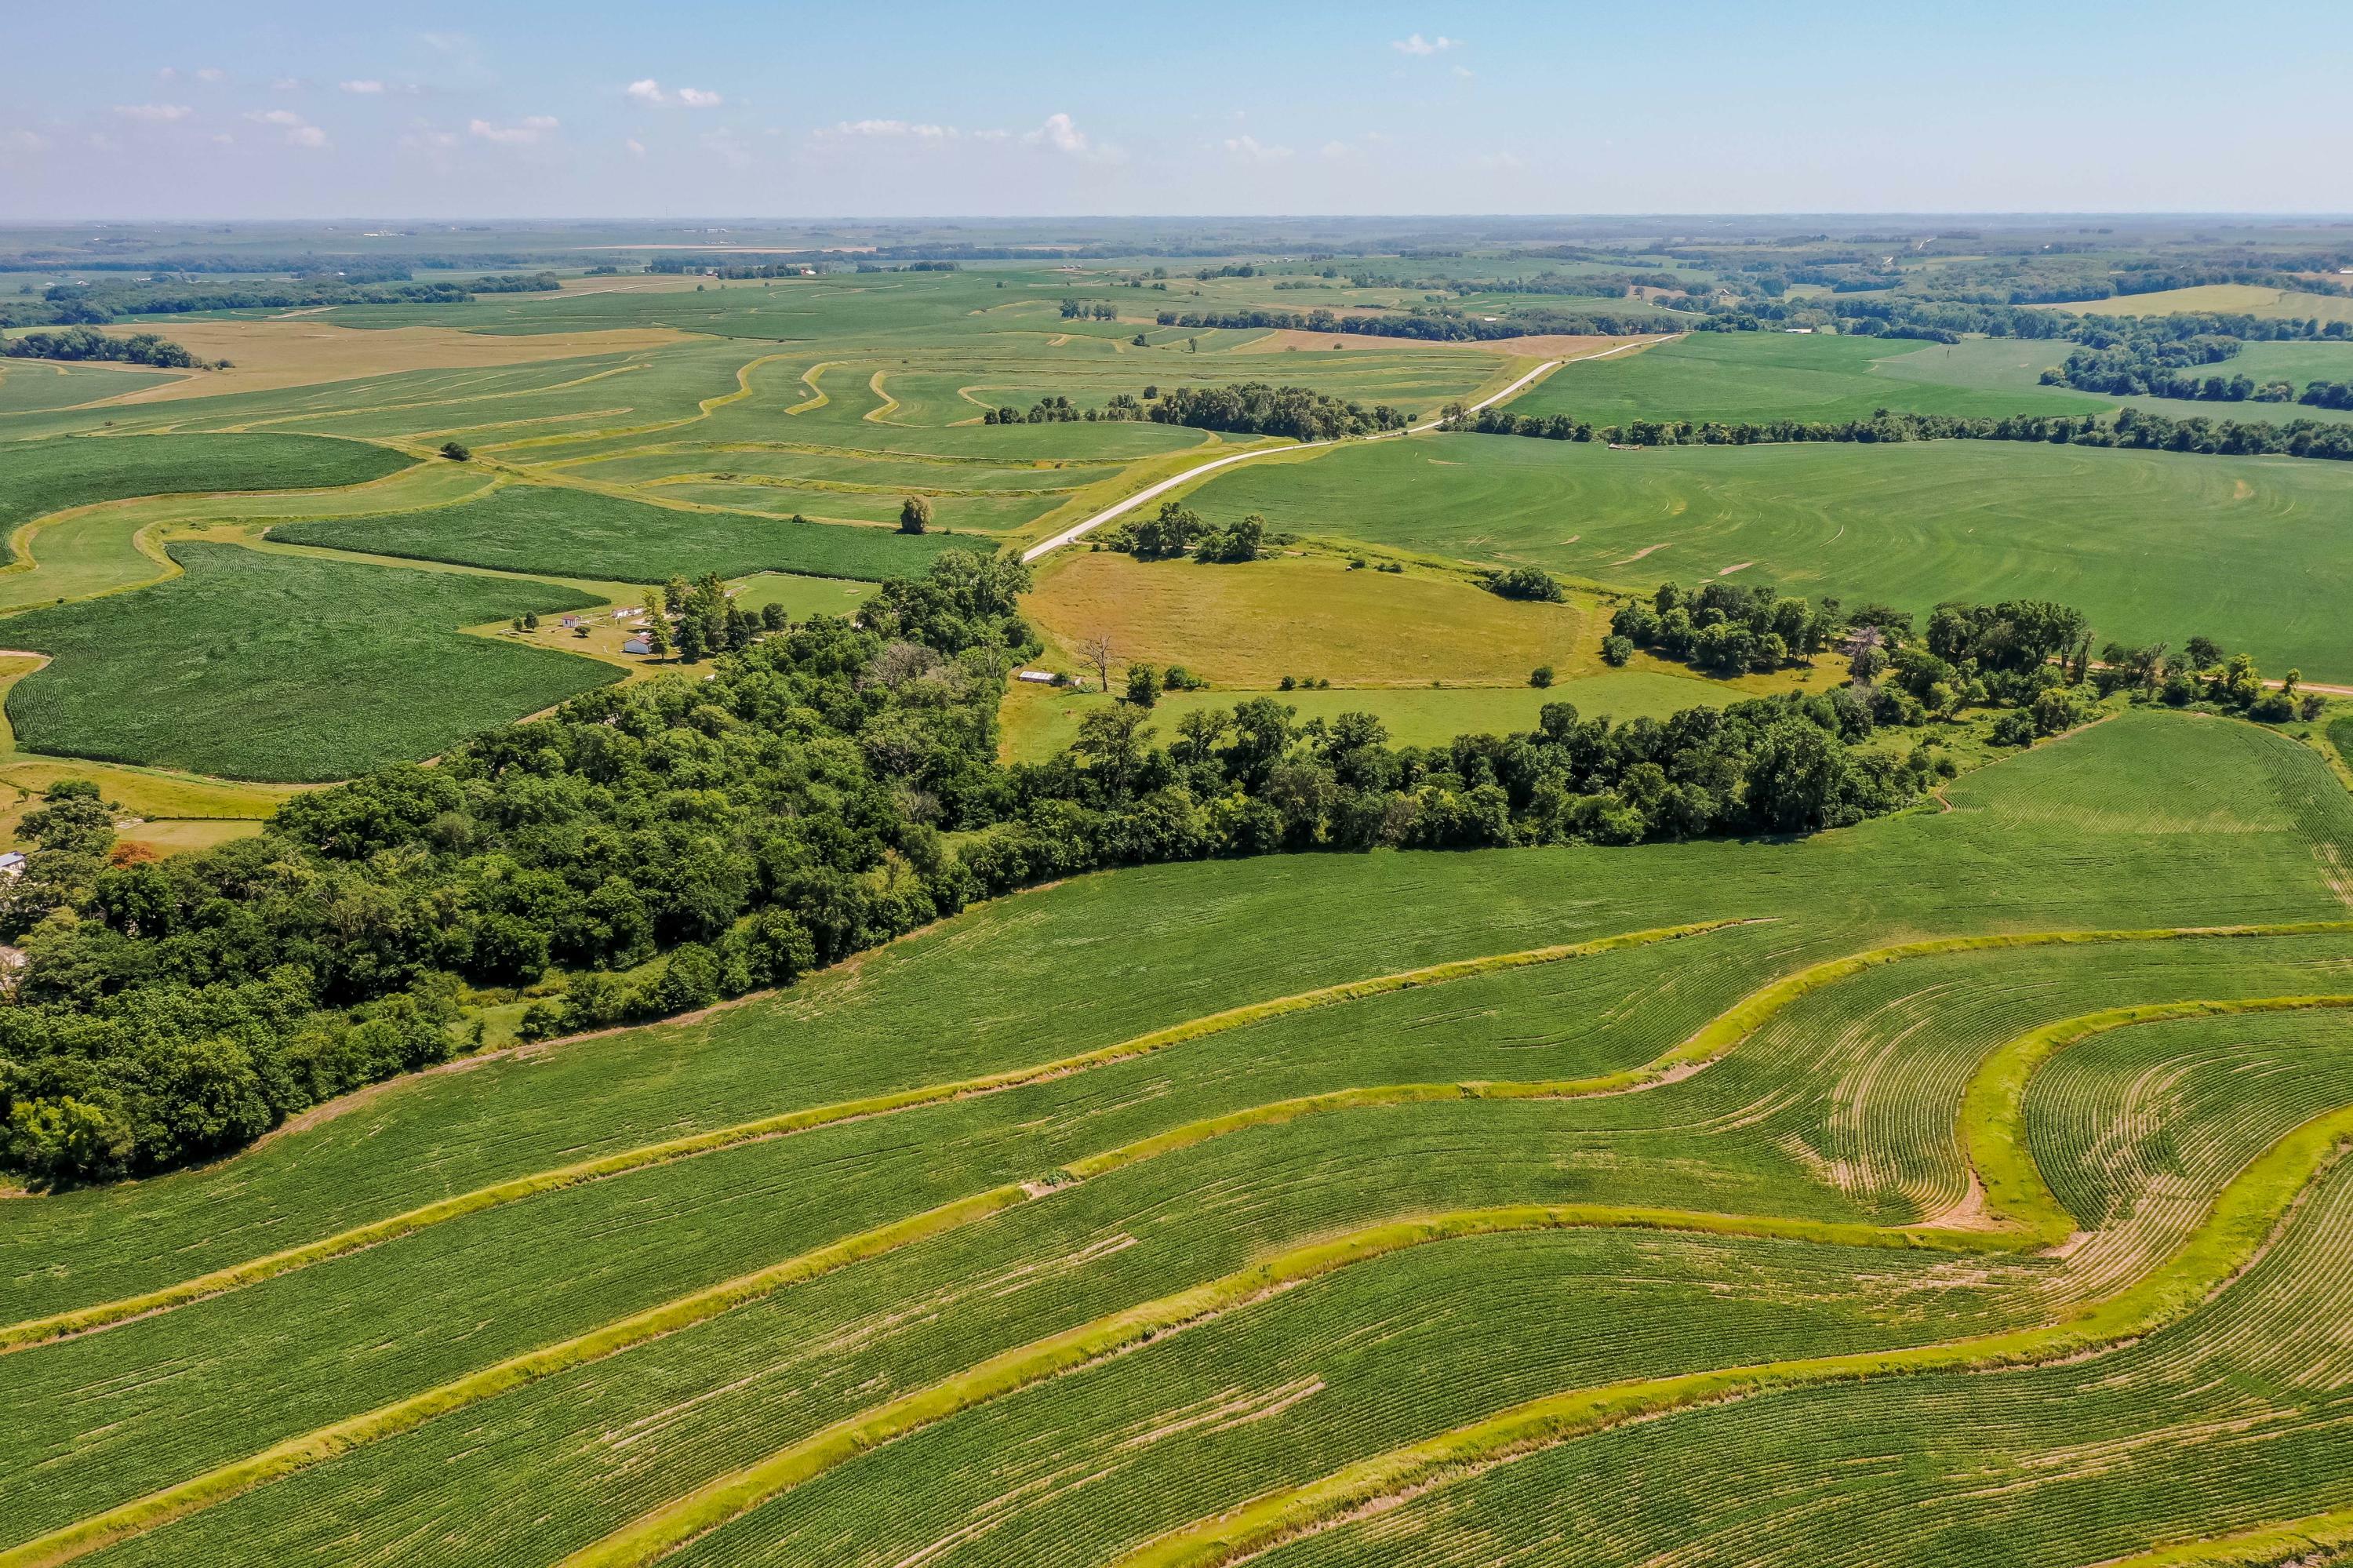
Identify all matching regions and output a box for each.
[3,1,2347,220]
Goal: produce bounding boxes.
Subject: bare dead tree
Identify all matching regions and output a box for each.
[1078,632,1115,693]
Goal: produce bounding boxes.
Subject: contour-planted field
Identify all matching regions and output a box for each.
[271,481,973,584]
[8,713,2353,1568]
[0,542,616,780]
[1183,430,2353,680]
[0,432,413,564]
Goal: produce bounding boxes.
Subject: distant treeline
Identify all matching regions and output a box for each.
[1153,305,1678,340]
[6,271,560,327]
[2,327,214,369]
[0,253,547,276]
[1443,403,2353,462]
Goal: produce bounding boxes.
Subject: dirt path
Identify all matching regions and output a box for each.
[1018,338,1671,564]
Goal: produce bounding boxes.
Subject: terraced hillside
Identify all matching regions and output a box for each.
[6,710,2353,1568]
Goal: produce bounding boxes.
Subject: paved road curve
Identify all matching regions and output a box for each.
[1017,338,1664,564]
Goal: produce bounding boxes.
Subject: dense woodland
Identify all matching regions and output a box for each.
[1,326,212,369]
[0,548,1954,1187]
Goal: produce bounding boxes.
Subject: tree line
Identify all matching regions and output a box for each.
[0,545,1956,1188]
[1441,402,2353,463]
[1146,382,1410,441]
[1151,305,1677,340]
[2,327,217,369]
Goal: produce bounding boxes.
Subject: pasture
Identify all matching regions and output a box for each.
[0,542,615,780]
[2050,283,2353,324]
[7,714,2353,1566]
[1182,430,2353,681]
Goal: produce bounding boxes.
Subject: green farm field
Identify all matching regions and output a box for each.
[1184,430,2353,681]
[1507,330,2111,424]
[10,714,2353,1566]
[271,481,974,584]
[0,543,615,780]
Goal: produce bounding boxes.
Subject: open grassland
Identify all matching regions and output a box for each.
[1506,329,2109,424]
[1184,431,2353,682]
[270,480,973,584]
[997,668,1806,764]
[1024,551,1615,688]
[0,542,615,780]
[6,715,2353,1566]
[0,433,413,571]
[2046,283,2353,324]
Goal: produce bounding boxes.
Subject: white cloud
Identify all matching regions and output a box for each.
[1026,111,1103,157]
[1453,64,1475,80]
[1471,150,1525,171]
[1391,33,1460,55]
[271,77,301,92]
[420,31,469,53]
[2,129,49,155]
[1223,134,1293,162]
[157,67,178,82]
[827,118,955,140]
[245,107,328,147]
[115,104,193,122]
[399,127,462,154]
[340,79,386,94]
[211,132,235,145]
[625,136,647,158]
[470,115,558,145]
[196,67,227,84]
[627,80,722,109]
[1319,140,1355,159]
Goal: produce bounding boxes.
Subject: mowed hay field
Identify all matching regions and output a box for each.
[1024,551,1605,688]
[0,542,616,780]
[1184,431,2353,681]
[12,715,2353,1566]
[272,481,974,584]
[2047,283,2353,325]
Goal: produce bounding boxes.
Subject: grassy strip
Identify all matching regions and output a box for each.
[1963,995,2353,1248]
[2092,1511,2353,1566]
[1100,1117,2353,1568]
[554,988,2353,1568]
[555,1204,1974,1568]
[0,921,1737,1355]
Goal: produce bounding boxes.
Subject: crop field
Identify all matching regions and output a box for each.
[8,713,2353,1566]
[1181,430,2353,681]
[0,542,615,780]
[1506,330,2111,424]
[0,433,413,566]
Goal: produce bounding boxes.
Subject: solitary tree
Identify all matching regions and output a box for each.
[440,441,471,462]
[1078,632,1116,693]
[898,496,933,534]
[1125,662,1159,708]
